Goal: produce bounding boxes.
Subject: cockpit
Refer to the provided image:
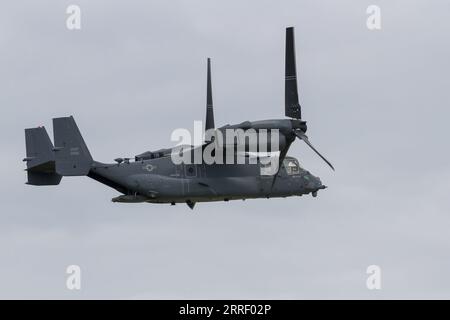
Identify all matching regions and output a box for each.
[283,157,302,175]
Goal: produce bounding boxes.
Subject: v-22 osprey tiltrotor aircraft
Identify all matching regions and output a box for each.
[23,27,334,209]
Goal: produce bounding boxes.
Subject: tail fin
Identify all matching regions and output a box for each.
[24,127,62,185]
[53,116,93,176]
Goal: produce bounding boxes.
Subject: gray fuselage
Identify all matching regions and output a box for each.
[88,155,325,204]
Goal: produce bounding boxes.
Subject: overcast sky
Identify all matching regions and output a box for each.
[0,0,449,299]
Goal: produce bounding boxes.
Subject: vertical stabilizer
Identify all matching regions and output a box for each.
[24,126,62,185]
[53,116,93,176]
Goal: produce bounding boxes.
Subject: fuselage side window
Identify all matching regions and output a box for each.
[284,158,300,175]
[185,164,197,177]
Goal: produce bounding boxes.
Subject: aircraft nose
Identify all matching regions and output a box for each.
[303,172,326,192]
[313,176,326,189]
[309,176,322,189]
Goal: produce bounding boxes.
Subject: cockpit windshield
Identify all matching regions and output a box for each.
[283,157,301,175]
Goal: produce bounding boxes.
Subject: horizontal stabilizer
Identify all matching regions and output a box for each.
[27,171,62,186]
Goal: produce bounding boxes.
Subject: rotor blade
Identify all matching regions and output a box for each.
[205,58,215,132]
[285,27,301,119]
[295,131,334,171]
